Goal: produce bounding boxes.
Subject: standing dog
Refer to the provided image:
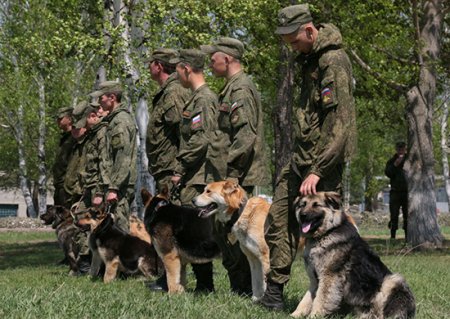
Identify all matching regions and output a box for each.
[40,205,80,275]
[142,189,221,294]
[193,180,270,301]
[292,192,415,319]
[75,207,163,283]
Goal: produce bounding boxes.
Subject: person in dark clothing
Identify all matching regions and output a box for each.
[385,141,408,240]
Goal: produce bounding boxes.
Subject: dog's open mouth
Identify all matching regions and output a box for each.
[197,203,218,218]
[300,214,323,234]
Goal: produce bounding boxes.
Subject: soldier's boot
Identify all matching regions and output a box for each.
[192,262,214,293]
[230,274,252,296]
[147,273,168,292]
[77,254,91,274]
[257,280,284,311]
[390,229,396,239]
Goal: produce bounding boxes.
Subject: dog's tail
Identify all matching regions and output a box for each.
[373,273,416,319]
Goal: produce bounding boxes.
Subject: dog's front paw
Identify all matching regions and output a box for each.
[291,308,310,318]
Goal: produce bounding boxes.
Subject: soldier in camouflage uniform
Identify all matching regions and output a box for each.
[52,106,76,207]
[90,81,137,232]
[170,49,226,293]
[146,49,190,194]
[259,5,357,310]
[201,37,270,296]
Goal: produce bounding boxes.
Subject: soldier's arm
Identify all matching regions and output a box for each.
[96,126,111,197]
[310,63,354,178]
[227,87,258,179]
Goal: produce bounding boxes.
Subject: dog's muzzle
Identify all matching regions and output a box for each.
[197,203,218,218]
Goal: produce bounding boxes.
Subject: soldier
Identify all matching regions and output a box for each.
[201,37,269,296]
[259,4,356,310]
[52,106,76,207]
[170,49,226,293]
[146,48,190,194]
[90,81,137,232]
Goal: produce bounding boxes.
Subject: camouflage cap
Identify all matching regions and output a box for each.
[74,105,97,129]
[56,106,73,120]
[89,81,123,98]
[72,100,89,118]
[275,4,313,35]
[200,37,244,59]
[148,48,178,64]
[169,49,205,69]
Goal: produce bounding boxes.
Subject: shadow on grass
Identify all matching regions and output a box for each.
[0,240,63,270]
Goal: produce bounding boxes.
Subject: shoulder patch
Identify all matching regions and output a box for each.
[191,114,202,129]
[321,87,334,106]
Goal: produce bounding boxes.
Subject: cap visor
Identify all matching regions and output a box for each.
[89,90,103,98]
[169,57,181,64]
[200,45,217,54]
[74,117,87,129]
[275,23,301,35]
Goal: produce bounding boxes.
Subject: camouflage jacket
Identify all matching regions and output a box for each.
[292,23,356,179]
[79,122,110,195]
[174,84,226,185]
[63,135,87,197]
[146,73,190,177]
[52,131,76,188]
[218,71,269,187]
[104,104,137,193]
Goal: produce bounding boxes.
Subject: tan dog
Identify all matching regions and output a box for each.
[193,180,270,301]
[129,215,151,244]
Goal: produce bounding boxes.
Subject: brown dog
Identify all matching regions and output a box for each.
[75,207,163,283]
[129,215,151,244]
[193,180,270,301]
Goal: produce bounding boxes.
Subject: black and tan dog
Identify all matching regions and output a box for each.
[40,205,80,275]
[75,206,163,283]
[142,189,221,294]
[192,180,270,301]
[291,192,415,319]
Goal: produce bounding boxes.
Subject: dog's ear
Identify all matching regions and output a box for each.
[224,179,239,195]
[160,185,170,200]
[324,192,341,210]
[141,188,153,206]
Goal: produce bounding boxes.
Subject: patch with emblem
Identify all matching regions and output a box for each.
[191,114,202,129]
[321,87,334,105]
[219,103,230,112]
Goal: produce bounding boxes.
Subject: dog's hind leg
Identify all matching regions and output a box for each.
[103,257,120,283]
[163,249,184,293]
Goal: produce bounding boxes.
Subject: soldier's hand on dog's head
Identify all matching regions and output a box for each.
[299,174,320,195]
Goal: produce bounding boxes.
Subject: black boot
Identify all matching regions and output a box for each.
[258,280,284,311]
[390,229,396,239]
[192,262,214,293]
[77,255,91,274]
[147,273,168,292]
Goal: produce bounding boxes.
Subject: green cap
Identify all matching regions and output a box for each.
[275,4,313,35]
[200,37,244,59]
[89,81,123,98]
[56,106,73,120]
[169,49,205,69]
[72,100,89,118]
[74,105,97,129]
[148,48,178,64]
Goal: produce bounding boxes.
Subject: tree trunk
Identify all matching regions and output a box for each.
[440,101,450,209]
[403,0,443,248]
[272,42,294,184]
[36,74,47,216]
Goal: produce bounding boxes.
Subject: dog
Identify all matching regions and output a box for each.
[142,188,221,294]
[40,205,80,275]
[291,192,415,319]
[192,180,271,301]
[74,206,163,283]
[129,215,151,244]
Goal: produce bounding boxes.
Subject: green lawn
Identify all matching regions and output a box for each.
[0,229,449,319]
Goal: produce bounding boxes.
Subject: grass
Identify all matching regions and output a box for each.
[0,227,449,318]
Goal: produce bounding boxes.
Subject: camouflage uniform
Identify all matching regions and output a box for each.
[146,72,190,193]
[266,23,357,285]
[53,131,76,206]
[103,103,137,231]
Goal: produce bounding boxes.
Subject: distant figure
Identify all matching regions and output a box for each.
[384,141,408,240]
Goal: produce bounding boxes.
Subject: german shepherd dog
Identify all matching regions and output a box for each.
[292,192,415,319]
[142,189,221,294]
[192,180,270,301]
[40,205,80,275]
[75,207,163,283]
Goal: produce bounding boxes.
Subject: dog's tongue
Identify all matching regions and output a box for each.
[302,222,311,233]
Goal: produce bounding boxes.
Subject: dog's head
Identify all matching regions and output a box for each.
[40,206,57,226]
[141,188,170,215]
[41,205,72,229]
[193,180,246,220]
[74,206,107,231]
[294,192,344,238]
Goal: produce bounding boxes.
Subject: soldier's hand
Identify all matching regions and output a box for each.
[171,175,181,185]
[300,174,320,196]
[106,190,118,203]
[93,196,103,206]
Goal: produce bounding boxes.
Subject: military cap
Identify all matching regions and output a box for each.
[56,106,73,120]
[275,4,313,35]
[169,49,205,69]
[89,81,123,98]
[200,37,244,59]
[148,48,178,64]
[74,105,97,129]
[72,100,89,118]
[396,141,406,149]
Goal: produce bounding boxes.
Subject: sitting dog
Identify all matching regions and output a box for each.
[193,180,271,301]
[74,207,163,283]
[40,205,80,275]
[142,189,221,294]
[291,192,415,319]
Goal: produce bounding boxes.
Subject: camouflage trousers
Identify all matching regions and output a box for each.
[266,163,343,285]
